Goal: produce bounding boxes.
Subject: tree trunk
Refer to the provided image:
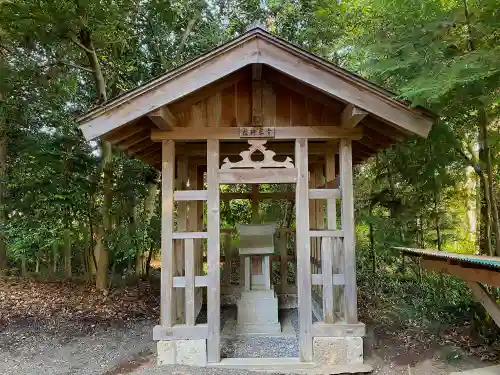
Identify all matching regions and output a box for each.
[0,120,7,273]
[95,230,108,290]
[76,17,112,289]
[478,112,494,255]
[433,181,442,251]
[64,228,72,278]
[368,205,376,275]
[479,112,500,256]
[52,241,58,274]
[136,182,158,275]
[21,255,27,276]
[35,251,40,273]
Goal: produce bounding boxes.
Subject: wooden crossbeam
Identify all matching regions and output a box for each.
[467,281,500,328]
[421,258,500,288]
[151,126,363,141]
[153,324,208,341]
[341,103,368,128]
[148,106,177,130]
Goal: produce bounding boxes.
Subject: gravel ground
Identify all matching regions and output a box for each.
[0,320,155,375]
[0,310,490,375]
[221,307,299,358]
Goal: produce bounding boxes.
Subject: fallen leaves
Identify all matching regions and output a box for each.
[0,277,160,330]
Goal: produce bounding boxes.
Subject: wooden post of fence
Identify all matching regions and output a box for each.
[295,138,313,361]
[161,140,175,327]
[207,139,221,363]
[340,139,357,324]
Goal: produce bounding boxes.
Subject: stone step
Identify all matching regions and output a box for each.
[450,365,500,375]
[208,358,373,374]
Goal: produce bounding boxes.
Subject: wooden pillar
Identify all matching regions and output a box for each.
[251,184,263,277]
[175,156,188,322]
[279,231,288,292]
[188,162,201,323]
[309,167,317,282]
[197,166,205,280]
[295,138,313,361]
[207,139,220,363]
[161,140,175,327]
[326,148,342,320]
[340,139,358,324]
[321,236,334,323]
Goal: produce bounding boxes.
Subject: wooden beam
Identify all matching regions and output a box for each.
[341,103,367,128]
[252,63,263,126]
[153,324,208,341]
[116,129,151,150]
[363,118,405,142]
[321,237,334,323]
[207,139,220,363]
[174,141,331,158]
[106,121,149,144]
[172,231,208,239]
[173,275,210,288]
[311,273,345,286]
[309,230,344,238]
[295,138,313,361]
[161,140,175,327]
[218,168,298,184]
[421,259,500,288]
[311,322,365,337]
[309,188,341,200]
[185,238,195,326]
[151,126,362,141]
[174,190,208,201]
[148,106,177,130]
[467,281,500,328]
[340,139,358,324]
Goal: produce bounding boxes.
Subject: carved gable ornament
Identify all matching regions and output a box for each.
[221,140,294,170]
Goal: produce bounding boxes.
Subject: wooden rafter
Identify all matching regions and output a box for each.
[341,103,367,128]
[148,106,177,130]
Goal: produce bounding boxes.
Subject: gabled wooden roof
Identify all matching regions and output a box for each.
[77,27,436,167]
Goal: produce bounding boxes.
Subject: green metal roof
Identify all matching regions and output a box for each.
[394,247,500,270]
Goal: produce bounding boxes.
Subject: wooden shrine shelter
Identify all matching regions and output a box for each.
[78,28,435,372]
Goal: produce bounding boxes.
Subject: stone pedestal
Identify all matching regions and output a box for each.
[313,336,363,365]
[157,339,207,366]
[236,289,281,335]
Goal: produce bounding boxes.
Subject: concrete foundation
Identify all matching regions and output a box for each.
[236,289,281,335]
[313,337,363,365]
[157,339,207,367]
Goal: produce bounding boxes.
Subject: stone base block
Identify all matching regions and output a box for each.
[236,322,282,335]
[236,289,281,335]
[157,339,207,367]
[313,337,363,365]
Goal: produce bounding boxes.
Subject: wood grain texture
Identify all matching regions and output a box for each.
[151,126,363,141]
[218,168,298,184]
[340,139,358,324]
[321,237,334,323]
[161,140,175,326]
[184,238,195,326]
[466,281,500,328]
[206,139,221,363]
[295,138,313,361]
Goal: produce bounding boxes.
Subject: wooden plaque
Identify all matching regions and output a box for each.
[239,126,275,138]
